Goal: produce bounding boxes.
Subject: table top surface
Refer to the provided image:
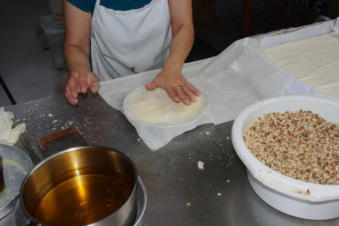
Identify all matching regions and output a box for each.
[6,93,339,226]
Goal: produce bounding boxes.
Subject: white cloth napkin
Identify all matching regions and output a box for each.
[0,107,26,146]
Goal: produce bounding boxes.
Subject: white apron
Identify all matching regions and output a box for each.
[90,0,172,80]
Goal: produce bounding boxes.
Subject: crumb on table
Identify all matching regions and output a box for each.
[197,161,205,170]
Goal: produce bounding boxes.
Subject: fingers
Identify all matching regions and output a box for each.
[68,73,79,98]
[64,71,99,105]
[65,73,79,105]
[90,82,99,93]
[79,72,88,93]
[145,80,159,90]
[65,85,79,105]
[148,70,201,105]
[166,87,180,103]
[177,78,201,104]
[182,85,196,102]
[174,85,196,105]
[88,73,100,93]
[167,84,194,105]
[176,86,190,105]
[186,82,200,96]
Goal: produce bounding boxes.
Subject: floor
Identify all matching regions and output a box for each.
[0,0,325,107]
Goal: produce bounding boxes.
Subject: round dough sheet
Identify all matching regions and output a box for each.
[123,86,208,125]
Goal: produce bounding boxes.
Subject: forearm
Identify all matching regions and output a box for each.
[164,25,194,70]
[64,44,91,73]
[146,8,198,104]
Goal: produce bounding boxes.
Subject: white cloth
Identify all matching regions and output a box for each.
[99,38,318,150]
[90,0,172,80]
[257,17,339,49]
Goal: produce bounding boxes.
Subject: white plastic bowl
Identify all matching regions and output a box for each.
[231,94,339,220]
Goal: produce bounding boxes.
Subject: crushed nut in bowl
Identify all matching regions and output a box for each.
[231,94,339,220]
[243,110,339,185]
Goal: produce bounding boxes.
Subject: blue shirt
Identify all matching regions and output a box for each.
[67,0,152,13]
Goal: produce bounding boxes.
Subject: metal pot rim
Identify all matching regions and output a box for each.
[19,145,138,226]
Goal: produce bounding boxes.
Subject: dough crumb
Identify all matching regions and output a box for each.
[197,161,205,170]
[48,113,53,117]
[205,131,210,135]
[217,193,222,196]
[186,202,192,207]
[52,120,58,124]
[226,179,230,183]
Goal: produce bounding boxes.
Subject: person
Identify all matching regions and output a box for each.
[63,0,200,105]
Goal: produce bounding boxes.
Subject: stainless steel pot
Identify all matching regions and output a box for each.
[19,146,138,226]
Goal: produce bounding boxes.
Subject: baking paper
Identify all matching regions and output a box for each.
[99,38,318,150]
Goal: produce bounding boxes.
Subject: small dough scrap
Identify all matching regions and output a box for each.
[124,87,207,125]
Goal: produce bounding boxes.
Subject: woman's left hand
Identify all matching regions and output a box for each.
[145,65,200,105]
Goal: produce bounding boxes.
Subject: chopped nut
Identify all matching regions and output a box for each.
[244,110,339,185]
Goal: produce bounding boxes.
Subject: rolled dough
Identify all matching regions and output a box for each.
[265,31,339,98]
[124,87,208,125]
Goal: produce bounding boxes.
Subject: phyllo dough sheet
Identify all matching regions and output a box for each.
[265,31,339,98]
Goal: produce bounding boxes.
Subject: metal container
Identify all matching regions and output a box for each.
[19,146,138,226]
[0,145,33,226]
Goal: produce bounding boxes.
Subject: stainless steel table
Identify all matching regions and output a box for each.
[7,94,339,226]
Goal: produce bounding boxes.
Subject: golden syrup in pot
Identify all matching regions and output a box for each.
[32,173,133,226]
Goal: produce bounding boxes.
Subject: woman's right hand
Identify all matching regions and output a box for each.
[65,71,100,105]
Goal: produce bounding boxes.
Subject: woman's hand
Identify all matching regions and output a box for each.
[65,71,99,105]
[145,65,200,105]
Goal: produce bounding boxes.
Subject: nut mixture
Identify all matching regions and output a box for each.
[243,110,339,185]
